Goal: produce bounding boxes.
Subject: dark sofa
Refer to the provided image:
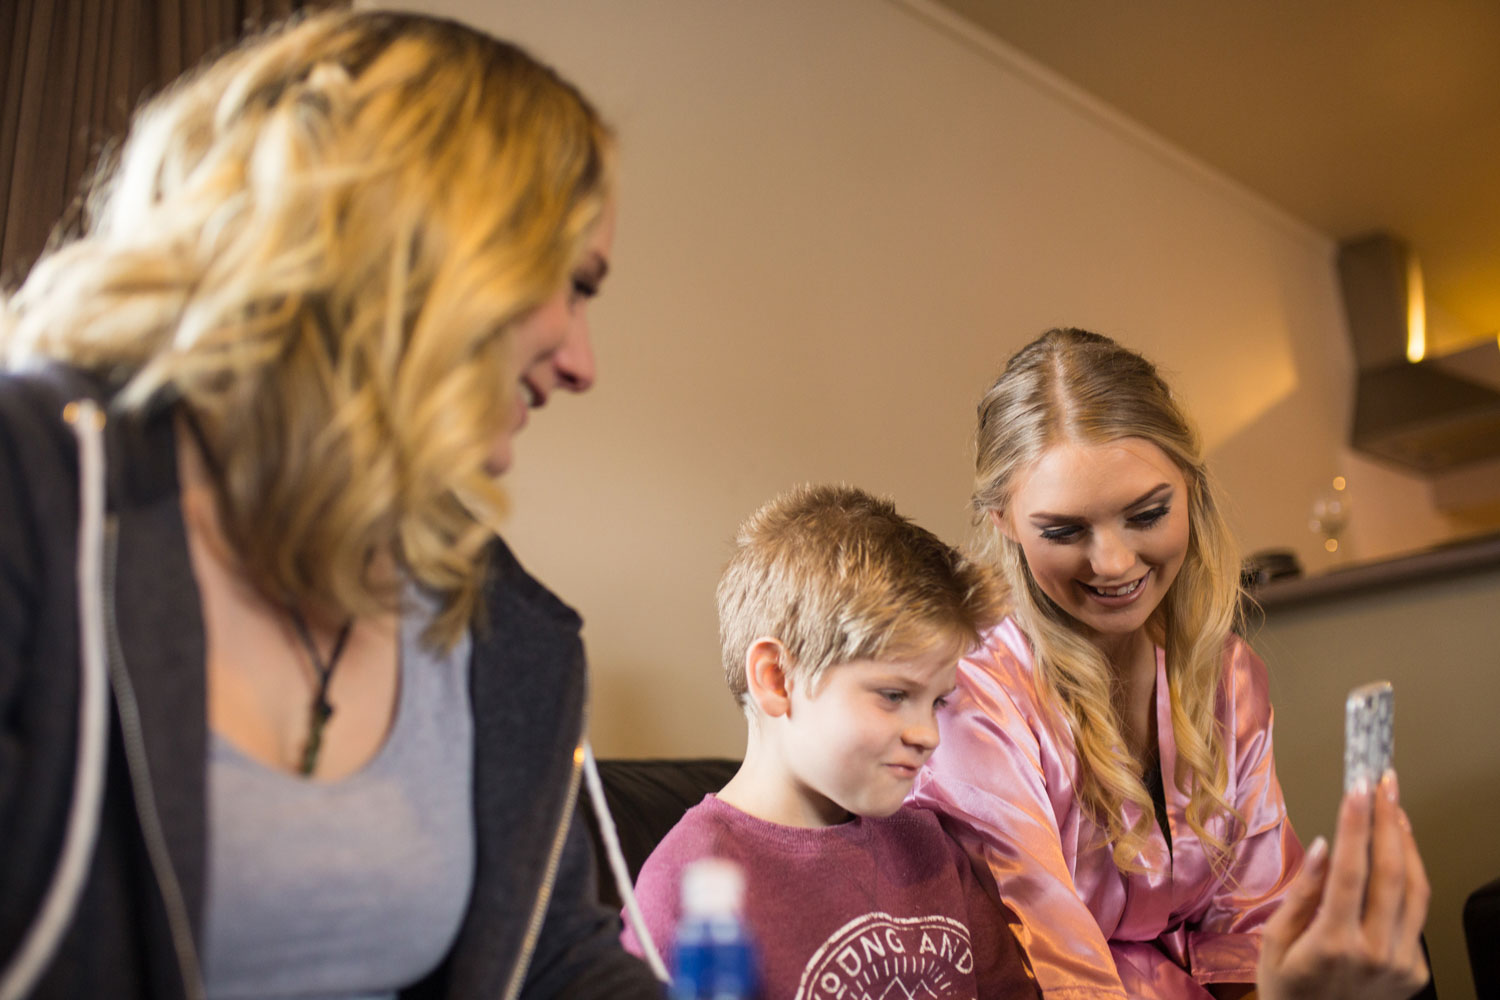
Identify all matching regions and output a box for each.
[578,757,739,909]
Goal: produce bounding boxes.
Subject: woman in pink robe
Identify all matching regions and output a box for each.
[915,328,1429,1000]
[916,621,1295,998]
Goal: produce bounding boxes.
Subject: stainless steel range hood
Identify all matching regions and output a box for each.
[1337,233,1500,473]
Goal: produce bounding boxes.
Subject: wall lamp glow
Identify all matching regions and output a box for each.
[1405,255,1426,363]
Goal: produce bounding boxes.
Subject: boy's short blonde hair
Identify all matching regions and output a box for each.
[717,484,998,708]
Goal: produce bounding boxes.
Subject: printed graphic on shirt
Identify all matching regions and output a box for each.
[794,912,976,1000]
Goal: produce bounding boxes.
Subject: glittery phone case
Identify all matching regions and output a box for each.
[1343,681,1394,793]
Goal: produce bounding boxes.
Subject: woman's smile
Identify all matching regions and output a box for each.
[1000,438,1190,641]
[1079,571,1149,603]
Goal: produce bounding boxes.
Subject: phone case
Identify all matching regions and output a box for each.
[1343,680,1395,793]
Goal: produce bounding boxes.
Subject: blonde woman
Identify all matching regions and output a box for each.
[914,329,1429,1000]
[0,11,659,999]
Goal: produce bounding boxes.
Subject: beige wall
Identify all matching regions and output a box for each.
[1250,569,1500,1000]
[386,0,1467,757]
[370,2,1497,990]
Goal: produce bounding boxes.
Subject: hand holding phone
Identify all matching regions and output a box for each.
[1343,680,1394,793]
[1257,680,1428,1000]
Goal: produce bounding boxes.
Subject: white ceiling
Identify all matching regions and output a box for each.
[928,0,1500,347]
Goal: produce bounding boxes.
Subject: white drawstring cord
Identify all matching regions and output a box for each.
[580,741,671,984]
[0,401,112,1000]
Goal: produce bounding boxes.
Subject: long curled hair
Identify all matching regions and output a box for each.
[1,10,614,645]
[973,328,1244,871]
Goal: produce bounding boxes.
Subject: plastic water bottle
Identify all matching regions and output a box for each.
[669,858,758,1000]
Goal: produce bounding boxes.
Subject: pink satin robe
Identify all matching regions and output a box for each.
[912,618,1304,1000]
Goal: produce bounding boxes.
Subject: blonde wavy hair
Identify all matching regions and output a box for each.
[973,328,1244,872]
[1,10,614,645]
[718,484,999,712]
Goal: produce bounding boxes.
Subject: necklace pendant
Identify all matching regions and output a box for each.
[286,609,353,777]
[298,701,335,776]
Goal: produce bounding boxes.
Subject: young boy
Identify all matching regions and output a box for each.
[622,484,1038,999]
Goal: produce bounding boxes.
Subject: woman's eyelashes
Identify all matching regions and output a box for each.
[1129,505,1170,527]
[1035,505,1171,543]
[1039,524,1083,543]
[569,255,608,306]
[569,274,599,304]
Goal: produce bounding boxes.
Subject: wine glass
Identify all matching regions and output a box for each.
[1309,476,1351,558]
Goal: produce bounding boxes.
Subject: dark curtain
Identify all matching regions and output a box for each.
[0,0,339,285]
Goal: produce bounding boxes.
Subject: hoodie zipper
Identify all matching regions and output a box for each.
[102,518,207,1000]
[500,735,587,1000]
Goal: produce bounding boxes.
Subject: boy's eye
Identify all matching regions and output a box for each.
[878,690,907,705]
[1129,505,1170,528]
[933,694,949,710]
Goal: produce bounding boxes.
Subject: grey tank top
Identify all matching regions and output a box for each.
[202,589,475,1000]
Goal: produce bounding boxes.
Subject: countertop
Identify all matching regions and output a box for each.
[1247,529,1500,611]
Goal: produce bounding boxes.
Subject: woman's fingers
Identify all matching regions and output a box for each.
[1361,771,1408,949]
[1344,770,1432,997]
[1314,782,1375,932]
[1260,835,1328,971]
[1259,771,1433,1000]
[1365,770,1432,997]
[1260,833,1332,995]
[1393,806,1432,989]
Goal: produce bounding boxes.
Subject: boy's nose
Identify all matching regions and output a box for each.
[902,718,940,753]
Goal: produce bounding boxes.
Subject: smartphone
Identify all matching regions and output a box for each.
[1343,681,1395,794]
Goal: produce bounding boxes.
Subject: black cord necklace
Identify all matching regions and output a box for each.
[288,607,354,776]
[179,405,357,777]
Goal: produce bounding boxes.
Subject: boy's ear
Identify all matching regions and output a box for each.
[744,637,792,719]
[987,507,1017,542]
